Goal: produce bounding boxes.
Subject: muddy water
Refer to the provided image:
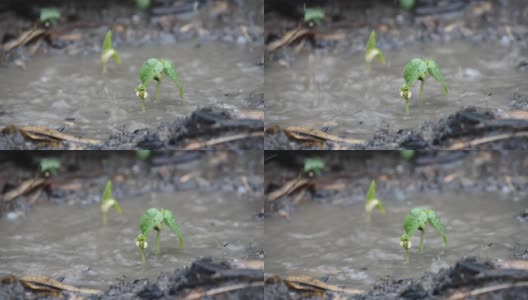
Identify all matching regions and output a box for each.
[266,42,528,139]
[0,191,263,289]
[265,193,527,289]
[0,43,262,139]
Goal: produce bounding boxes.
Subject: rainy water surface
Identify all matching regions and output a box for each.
[0,191,262,289]
[0,42,262,139]
[266,41,528,139]
[265,192,527,289]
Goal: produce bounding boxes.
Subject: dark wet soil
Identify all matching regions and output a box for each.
[0,107,264,150]
[0,0,264,150]
[264,0,528,150]
[1,258,264,300]
[0,150,263,218]
[265,257,528,300]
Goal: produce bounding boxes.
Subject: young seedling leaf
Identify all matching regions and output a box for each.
[365,31,385,65]
[426,59,448,96]
[304,8,325,24]
[139,58,164,88]
[40,158,60,175]
[304,158,324,175]
[403,208,428,237]
[160,59,184,99]
[139,208,164,237]
[365,180,385,216]
[403,58,428,88]
[40,8,61,25]
[101,181,121,212]
[162,209,184,249]
[101,31,121,73]
[426,209,448,248]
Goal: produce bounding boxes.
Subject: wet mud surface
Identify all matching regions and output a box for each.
[0,0,264,150]
[264,0,528,150]
[264,151,528,299]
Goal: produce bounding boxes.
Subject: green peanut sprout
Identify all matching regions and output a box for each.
[40,8,61,26]
[400,208,447,263]
[365,31,385,69]
[304,8,325,26]
[365,180,385,221]
[100,180,122,225]
[101,31,122,74]
[136,208,184,262]
[135,58,184,112]
[400,58,448,112]
[39,158,60,176]
[304,157,324,176]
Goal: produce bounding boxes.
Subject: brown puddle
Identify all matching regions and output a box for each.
[0,42,262,140]
[264,192,527,289]
[0,191,263,289]
[265,41,528,139]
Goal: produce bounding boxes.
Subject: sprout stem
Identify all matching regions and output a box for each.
[155,230,161,255]
[404,248,409,264]
[155,81,161,103]
[419,230,425,253]
[405,100,409,113]
[140,249,145,263]
[419,80,425,103]
[102,212,107,225]
[141,100,145,112]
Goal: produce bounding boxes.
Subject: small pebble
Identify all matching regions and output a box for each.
[6,212,19,220]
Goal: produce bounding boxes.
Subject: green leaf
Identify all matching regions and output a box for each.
[426,209,448,248]
[426,59,448,96]
[102,180,113,203]
[139,58,164,88]
[140,208,164,237]
[365,180,385,215]
[40,8,61,24]
[40,158,60,174]
[403,58,427,89]
[403,208,428,237]
[161,59,184,99]
[162,209,185,249]
[367,31,377,51]
[103,31,112,52]
[304,8,325,24]
[304,158,324,175]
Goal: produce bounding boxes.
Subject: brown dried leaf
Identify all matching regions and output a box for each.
[267,177,310,201]
[284,126,364,145]
[284,275,363,295]
[3,178,47,202]
[20,276,100,295]
[19,126,100,145]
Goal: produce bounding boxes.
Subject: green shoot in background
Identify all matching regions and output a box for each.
[135,58,184,112]
[40,8,61,26]
[365,31,385,69]
[101,31,122,74]
[400,0,416,10]
[304,8,325,26]
[40,158,60,176]
[136,150,152,160]
[304,157,324,176]
[400,208,448,263]
[136,208,184,263]
[400,150,415,161]
[135,0,151,10]
[399,58,448,112]
[100,180,122,225]
[365,180,385,221]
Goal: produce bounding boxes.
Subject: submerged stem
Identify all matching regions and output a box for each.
[419,79,425,103]
[419,230,425,253]
[140,100,145,112]
[140,249,145,263]
[155,230,161,255]
[405,100,409,113]
[155,80,161,103]
[102,212,107,225]
[405,248,409,264]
